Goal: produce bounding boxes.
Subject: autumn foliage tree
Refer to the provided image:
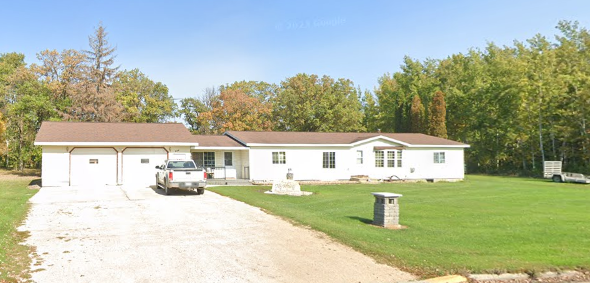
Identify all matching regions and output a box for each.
[428,91,447,138]
[197,89,273,134]
[1,23,175,169]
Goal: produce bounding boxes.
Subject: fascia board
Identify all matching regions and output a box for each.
[191,146,248,150]
[246,143,352,147]
[350,135,412,147]
[35,142,200,147]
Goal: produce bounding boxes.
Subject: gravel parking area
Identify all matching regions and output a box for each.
[20,185,415,283]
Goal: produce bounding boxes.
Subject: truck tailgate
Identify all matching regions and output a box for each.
[170,170,204,182]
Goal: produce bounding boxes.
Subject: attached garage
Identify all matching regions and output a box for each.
[35,122,200,187]
[70,148,118,186]
[122,148,168,185]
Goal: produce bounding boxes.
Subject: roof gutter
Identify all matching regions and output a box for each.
[34,142,200,147]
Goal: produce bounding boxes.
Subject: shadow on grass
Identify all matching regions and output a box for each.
[0,169,41,177]
[28,179,42,187]
[347,216,373,224]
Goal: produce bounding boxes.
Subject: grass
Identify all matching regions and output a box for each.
[208,175,590,276]
[0,171,39,282]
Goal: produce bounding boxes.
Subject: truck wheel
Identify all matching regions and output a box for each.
[197,188,205,195]
[552,175,562,183]
[156,177,161,189]
[164,182,171,195]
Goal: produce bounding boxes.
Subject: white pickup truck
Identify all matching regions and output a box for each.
[155,160,207,195]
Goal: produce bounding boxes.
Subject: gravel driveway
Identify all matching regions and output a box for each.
[20,185,415,283]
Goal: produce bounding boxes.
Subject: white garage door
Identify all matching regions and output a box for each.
[70,148,118,186]
[122,148,167,185]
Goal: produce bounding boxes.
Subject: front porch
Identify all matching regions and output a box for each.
[191,149,250,180]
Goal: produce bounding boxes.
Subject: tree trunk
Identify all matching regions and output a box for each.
[17,122,24,172]
[537,88,546,168]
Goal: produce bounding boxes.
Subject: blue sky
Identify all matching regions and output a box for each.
[1,0,589,100]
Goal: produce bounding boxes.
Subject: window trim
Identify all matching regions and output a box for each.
[323,152,336,169]
[203,152,216,168]
[387,151,395,167]
[224,152,233,166]
[272,151,286,164]
[375,150,384,168]
[356,150,363,164]
[434,152,446,164]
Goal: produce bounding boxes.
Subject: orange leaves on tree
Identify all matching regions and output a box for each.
[197,89,273,134]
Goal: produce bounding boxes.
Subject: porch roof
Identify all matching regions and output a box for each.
[191,135,246,149]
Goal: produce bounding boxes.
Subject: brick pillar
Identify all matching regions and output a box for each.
[372,192,402,229]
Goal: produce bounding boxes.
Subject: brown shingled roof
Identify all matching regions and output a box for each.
[35,121,196,143]
[225,131,468,147]
[191,135,245,147]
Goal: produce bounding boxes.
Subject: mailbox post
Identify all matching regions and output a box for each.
[372,192,402,229]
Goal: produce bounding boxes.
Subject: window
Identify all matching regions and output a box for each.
[141,158,149,164]
[204,152,215,167]
[192,152,203,167]
[434,152,446,164]
[168,161,196,169]
[387,151,395,167]
[356,150,363,164]
[194,152,216,168]
[375,151,384,167]
[272,152,286,164]
[224,152,233,166]
[89,159,98,164]
[323,152,335,168]
[397,150,403,167]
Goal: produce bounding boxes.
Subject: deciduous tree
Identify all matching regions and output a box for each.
[274,73,364,132]
[362,90,380,132]
[114,69,176,122]
[197,89,273,134]
[179,97,210,133]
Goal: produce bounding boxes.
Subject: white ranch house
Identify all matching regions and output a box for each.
[34,122,469,186]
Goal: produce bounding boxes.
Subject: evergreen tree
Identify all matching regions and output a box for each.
[410,95,425,133]
[428,91,447,138]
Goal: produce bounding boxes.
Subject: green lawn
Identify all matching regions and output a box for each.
[208,175,590,276]
[0,176,39,282]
